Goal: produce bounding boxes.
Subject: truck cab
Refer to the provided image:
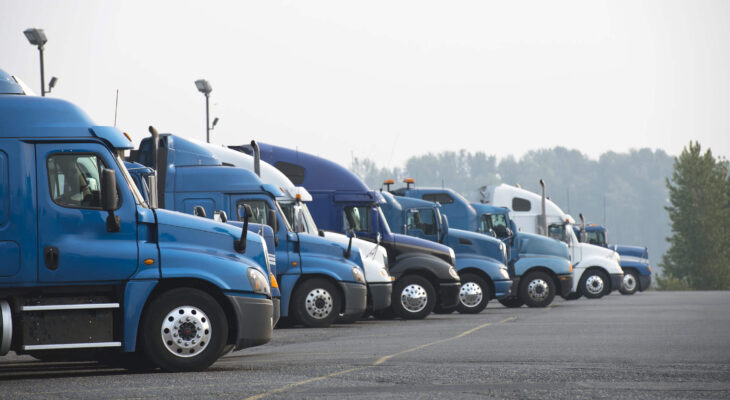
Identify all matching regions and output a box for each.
[0,85,272,372]
[199,142,394,319]
[392,184,572,308]
[129,134,368,328]
[231,143,461,320]
[482,183,624,299]
[573,224,652,294]
[379,190,511,313]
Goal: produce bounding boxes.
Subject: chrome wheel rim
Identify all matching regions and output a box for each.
[585,274,605,295]
[161,306,212,358]
[305,288,334,319]
[622,274,637,292]
[400,284,428,313]
[527,279,550,301]
[459,282,484,308]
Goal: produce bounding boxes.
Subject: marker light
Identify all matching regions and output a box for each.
[383,179,395,185]
[269,273,279,289]
[295,193,301,200]
[569,264,573,272]
[403,178,415,184]
[123,132,133,142]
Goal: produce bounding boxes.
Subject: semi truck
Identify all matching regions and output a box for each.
[390,183,573,308]
[480,182,624,299]
[0,77,273,372]
[231,143,462,320]
[573,223,652,294]
[378,189,511,313]
[129,134,372,328]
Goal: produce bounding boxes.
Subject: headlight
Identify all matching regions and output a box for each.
[500,267,510,279]
[247,268,271,296]
[352,266,365,283]
[448,266,460,280]
[500,242,507,263]
[448,248,456,266]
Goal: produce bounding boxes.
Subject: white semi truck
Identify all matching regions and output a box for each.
[481,181,623,299]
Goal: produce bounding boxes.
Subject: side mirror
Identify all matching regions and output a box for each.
[344,229,355,258]
[216,210,228,223]
[268,208,279,247]
[101,168,120,233]
[194,206,207,218]
[376,232,382,245]
[318,229,325,237]
[235,204,253,253]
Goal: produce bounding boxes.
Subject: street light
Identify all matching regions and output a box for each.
[195,79,215,143]
[23,28,57,96]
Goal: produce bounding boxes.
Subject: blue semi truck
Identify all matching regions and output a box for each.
[0,76,273,372]
[378,188,511,313]
[391,184,574,308]
[128,134,370,328]
[231,143,462,320]
[573,223,652,294]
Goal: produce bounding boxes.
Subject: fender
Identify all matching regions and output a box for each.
[390,253,457,282]
[122,279,158,351]
[572,254,623,292]
[514,255,572,278]
[454,254,509,282]
[618,257,651,276]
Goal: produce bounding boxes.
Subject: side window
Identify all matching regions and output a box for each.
[47,154,117,209]
[479,215,491,233]
[512,197,531,212]
[548,224,565,243]
[237,200,271,225]
[422,193,454,204]
[490,214,509,237]
[406,208,437,235]
[274,162,305,185]
[343,206,371,232]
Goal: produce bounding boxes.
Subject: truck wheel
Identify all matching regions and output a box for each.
[456,273,490,314]
[580,269,609,299]
[140,288,228,372]
[392,275,435,319]
[291,278,342,328]
[619,270,639,295]
[498,297,524,308]
[520,271,556,308]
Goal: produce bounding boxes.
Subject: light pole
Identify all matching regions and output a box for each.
[194,79,214,143]
[23,28,57,96]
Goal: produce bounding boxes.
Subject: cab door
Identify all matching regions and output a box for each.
[36,143,138,283]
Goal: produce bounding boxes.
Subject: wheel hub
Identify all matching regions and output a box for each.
[160,306,212,358]
[459,282,484,308]
[585,275,605,295]
[527,279,549,301]
[400,284,428,313]
[305,288,334,320]
[622,274,637,292]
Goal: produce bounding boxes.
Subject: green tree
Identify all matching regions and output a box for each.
[659,142,730,290]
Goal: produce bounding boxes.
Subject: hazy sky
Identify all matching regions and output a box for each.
[2,0,729,168]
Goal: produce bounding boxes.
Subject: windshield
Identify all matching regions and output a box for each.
[280,201,318,235]
[586,230,607,246]
[548,223,568,244]
[115,154,148,207]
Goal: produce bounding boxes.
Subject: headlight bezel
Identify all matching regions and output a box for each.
[352,266,365,283]
[247,267,271,296]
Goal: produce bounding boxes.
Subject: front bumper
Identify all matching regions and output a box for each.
[272,298,281,328]
[438,282,462,309]
[557,274,573,297]
[339,282,368,317]
[227,295,273,351]
[367,282,393,312]
[493,279,513,299]
[639,274,652,291]
[610,273,624,292]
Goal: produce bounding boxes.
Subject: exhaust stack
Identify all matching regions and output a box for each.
[251,140,261,177]
[538,179,547,235]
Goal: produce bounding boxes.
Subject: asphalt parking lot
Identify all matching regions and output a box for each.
[1,291,729,399]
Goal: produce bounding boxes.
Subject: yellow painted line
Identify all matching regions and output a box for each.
[243,315,517,400]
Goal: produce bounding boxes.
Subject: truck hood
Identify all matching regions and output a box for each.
[610,244,649,260]
[445,228,507,265]
[297,232,361,268]
[578,242,620,264]
[322,231,391,283]
[391,233,455,266]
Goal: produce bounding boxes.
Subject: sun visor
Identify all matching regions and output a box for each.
[261,183,284,198]
[90,126,134,150]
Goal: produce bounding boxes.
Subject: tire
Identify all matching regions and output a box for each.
[498,297,525,308]
[519,271,556,308]
[580,269,610,299]
[291,278,342,328]
[456,273,490,314]
[392,275,436,319]
[619,270,639,295]
[139,288,228,372]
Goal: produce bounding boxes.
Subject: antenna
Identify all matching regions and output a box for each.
[113,89,119,127]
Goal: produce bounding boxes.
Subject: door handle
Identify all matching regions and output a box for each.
[44,246,59,270]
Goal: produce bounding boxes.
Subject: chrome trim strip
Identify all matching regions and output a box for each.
[21,303,120,312]
[23,342,122,351]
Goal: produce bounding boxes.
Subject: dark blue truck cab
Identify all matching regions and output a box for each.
[379,190,511,313]
[128,134,368,328]
[393,185,573,308]
[0,87,273,372]
[232,143,461,319]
